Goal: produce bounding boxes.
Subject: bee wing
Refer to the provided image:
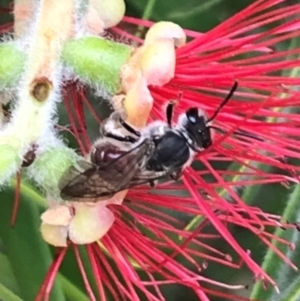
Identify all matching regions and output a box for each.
[60,139,153,201]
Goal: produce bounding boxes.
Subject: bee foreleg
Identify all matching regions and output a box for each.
[149,180,156,188]
[103,131,137,143]
[137,170,167,180]
[118,118,141,138]
[170,169,183,181]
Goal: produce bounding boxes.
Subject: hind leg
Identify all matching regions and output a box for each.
[170,169,183,181]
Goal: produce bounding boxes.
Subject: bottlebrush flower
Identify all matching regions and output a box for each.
[1,0,300,301]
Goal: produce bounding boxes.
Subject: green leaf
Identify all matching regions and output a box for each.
[273,276,300,301]
[0,252,20,296]
[126,0,253,31]
[0,186,66,301]
[2,180,96,301]
[58,275,90,301]
[250,184,300,300]
[0,283,23,301]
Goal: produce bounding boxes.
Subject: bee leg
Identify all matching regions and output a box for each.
[130,170,167,188]
[136,170,167,179]
[101,115,139,143]
[170,169,183,181]
[149,180,156,188]
[104,132,137,143]
[118,118,141,138]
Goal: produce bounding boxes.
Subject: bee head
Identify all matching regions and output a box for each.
[178,108,212,151]
[178,81,238,152]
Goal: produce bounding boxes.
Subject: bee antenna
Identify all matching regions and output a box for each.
[166,91,182,128]
[209,125,263,141]
[207,81,238,123]
[234,130,263,141]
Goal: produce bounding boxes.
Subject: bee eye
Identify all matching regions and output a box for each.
[187,116,197,124]
[186,107,199,124]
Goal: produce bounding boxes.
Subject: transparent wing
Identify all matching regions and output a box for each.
[59,139,153,201]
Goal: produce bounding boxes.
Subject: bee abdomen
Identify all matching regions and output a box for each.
[91,144,126,167]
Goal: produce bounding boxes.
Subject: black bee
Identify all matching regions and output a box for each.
[60,82,239,201]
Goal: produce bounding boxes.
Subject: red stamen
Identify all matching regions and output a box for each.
[35,246,69,301]
[73,244,97,301]
[10,171,21,226]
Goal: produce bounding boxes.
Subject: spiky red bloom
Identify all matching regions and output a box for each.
[14,0,300,300]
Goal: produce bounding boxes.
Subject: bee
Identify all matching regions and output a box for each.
[59,115,167,201]
[60,82,238,201]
